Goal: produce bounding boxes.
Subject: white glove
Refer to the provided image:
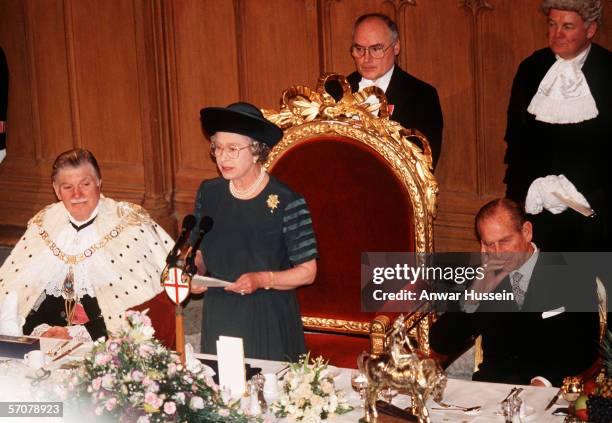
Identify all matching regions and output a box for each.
[525,175,590,215]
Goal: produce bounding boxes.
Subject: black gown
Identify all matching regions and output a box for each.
[192,175,318,361]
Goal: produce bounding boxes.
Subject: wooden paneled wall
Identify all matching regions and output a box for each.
[0,0,610,250]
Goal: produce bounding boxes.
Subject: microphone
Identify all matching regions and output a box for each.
[183,216,214,276]
[166,214,196,267]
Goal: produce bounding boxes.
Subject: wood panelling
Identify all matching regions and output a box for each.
[166,0,239,212]
[69,1,143,164]
[0,1,35,160]
[239,0,319,107]
[26,0,73,160]
[0,0,610,250]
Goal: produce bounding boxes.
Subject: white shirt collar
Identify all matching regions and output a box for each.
[527,44,598,124]
[358,65,394,92]
[510,243,539,292]
[67,203,100,227]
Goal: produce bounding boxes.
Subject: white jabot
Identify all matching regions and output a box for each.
[358,65,395,113]
[527,45,598,124]
[0,291,24,336]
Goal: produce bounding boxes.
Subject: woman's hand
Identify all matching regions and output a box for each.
[41,326,70,339]
[226,272,268,295]
[225,260,317,295]
[190,282,207,295]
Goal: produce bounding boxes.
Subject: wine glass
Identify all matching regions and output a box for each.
[350,370,368,407]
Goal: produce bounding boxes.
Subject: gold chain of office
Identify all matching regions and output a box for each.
[32,206,126,265]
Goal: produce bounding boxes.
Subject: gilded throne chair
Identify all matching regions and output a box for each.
[263,74,438,368]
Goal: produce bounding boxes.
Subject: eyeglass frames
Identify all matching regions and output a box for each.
[350,41,396,59]
[210,142,252,159]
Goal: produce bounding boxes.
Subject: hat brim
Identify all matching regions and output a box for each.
[200,107,283,148]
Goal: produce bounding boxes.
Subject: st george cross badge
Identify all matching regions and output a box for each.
[162,266,191,305]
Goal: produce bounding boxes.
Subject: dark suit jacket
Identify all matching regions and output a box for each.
[345,66,444,168]
[430,253,600,387]
[503,44,612,251]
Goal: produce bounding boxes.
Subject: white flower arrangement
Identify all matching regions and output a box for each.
[271,353,353,422]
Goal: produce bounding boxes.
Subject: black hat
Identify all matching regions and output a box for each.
[200,102,283,148]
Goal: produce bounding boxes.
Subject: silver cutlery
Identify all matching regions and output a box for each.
[432,400,482,412]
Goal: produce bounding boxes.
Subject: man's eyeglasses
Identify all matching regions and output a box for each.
[210,142,251,159]
[350,42,396,59]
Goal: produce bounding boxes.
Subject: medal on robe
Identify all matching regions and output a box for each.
[62,266,77,325]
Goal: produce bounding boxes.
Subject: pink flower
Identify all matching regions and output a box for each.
[107,341,121,353]
[190,396,204,410]
[218,408,230,417]
[163,401,176,415]
[144,392,163,409]
[101,374,115,389]
[131,370,145,382]
[94,353,112,365]
[105,397,117,411]
[141,314,152,327]
[167,363,177,376]
[138,344,154,357]
[91,377,102,391]
[147,381,159,393]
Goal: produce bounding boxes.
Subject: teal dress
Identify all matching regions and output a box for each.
[193,175,318,361]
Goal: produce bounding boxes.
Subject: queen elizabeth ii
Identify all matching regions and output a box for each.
[190,102,318,361]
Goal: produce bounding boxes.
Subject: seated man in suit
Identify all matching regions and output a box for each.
[430,198,600,387]
[341,13,444,168]
[0,148,174,341]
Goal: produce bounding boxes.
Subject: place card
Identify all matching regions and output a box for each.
[216,336,246,399]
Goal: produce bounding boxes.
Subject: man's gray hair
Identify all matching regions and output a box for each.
[353,13,400,43]
[541,0,603,23]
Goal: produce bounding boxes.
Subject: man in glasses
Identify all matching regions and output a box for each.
[347,13,443,168]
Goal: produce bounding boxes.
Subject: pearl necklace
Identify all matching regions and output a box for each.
[229,168,266,199]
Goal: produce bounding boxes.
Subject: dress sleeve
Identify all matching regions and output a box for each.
[282,195,318,266]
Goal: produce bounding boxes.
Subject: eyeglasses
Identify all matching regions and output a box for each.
[350,42,396,59]
[210,142,251,159]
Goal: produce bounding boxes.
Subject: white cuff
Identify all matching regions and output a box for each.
[461,299,479,314]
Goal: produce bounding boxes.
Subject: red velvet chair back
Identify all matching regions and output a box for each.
[271,136,415,324]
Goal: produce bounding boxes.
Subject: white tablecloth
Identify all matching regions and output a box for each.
[2,343,567,422]
[231,355,566,423]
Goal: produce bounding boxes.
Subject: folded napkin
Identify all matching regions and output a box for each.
[0,291,25,336]
[525,175,590,215]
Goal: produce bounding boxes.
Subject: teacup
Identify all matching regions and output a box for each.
[23,350,47,369]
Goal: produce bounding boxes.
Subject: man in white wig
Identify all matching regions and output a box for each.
[504,0,611,252]
[0,149,174,341]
